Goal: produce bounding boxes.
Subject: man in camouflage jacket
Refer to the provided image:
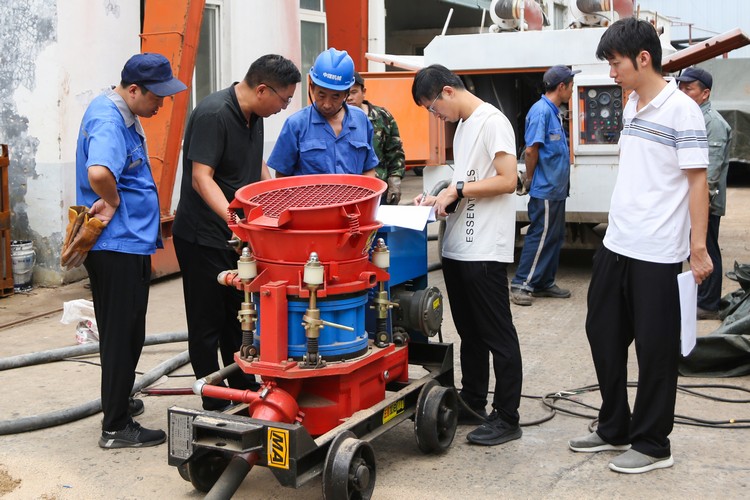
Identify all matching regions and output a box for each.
[348,72,406,204]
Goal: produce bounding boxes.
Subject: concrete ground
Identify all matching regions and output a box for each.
[1,172,749,499]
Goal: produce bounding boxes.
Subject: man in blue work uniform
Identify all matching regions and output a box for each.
[75,53,187,448]
[267,48,378,177]
[511,65,578,306]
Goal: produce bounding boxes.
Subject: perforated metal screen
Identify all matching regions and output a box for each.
[248,184,376,218]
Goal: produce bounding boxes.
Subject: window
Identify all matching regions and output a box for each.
[194,4,221,103]
[300,1,326,105]
[186,2,221,119]
[175,2,221,213]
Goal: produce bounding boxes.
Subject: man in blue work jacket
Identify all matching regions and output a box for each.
[511,65,578,306]
[74,53,187,448]
[267,48,378,177]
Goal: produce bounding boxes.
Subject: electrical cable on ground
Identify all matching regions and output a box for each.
[0,350,190,435]
[0,331,188,371]
[541,381,750,430]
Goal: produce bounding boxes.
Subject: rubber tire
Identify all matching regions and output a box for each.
[414,380,458,454]
[184,451,231,493]
[323,431,377,500]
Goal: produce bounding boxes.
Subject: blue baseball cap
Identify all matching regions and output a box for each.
[121,53,188,97]
[543,65,581,88]
[675,67,713,90]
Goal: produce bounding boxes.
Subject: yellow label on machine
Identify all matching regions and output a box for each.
[432,297,440,310]
[382,399,405,424]
[267,427,289,469]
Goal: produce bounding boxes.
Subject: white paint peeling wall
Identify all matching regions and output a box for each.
[1,0,140,285]
[4,0,305,287]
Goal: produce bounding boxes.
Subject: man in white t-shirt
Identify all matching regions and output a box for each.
[412,64,522,447]
[568,18,713,474]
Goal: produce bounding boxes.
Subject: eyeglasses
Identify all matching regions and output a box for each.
[427,92,443,114]
[264,83,293,106]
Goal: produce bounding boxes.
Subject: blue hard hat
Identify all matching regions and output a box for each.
[309,48,355,91]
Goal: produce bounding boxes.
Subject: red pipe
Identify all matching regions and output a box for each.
[199,381,303,424]
[576,0,634,19]
[492,0,544,31]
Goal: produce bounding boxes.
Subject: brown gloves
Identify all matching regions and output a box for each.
[61,206,106,269]
[386,176,402,205]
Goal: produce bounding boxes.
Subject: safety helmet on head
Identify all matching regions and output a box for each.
[309,48,355,91]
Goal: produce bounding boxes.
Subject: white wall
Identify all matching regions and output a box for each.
[225,0,302,157]
[3,0,304,286]
[1,0,140,285]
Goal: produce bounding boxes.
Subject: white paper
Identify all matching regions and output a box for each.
[678,271,698,356]
[376,205,435,231]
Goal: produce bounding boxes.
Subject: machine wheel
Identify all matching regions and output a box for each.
[177,463,191,483]
[414,380,458,454]
[323,431,377,500]
[183,451,231,493]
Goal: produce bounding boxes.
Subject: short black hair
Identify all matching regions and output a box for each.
[244,54,301,88]
[412,64,465,105]
[596,17,662,73]
[544,77,573,93]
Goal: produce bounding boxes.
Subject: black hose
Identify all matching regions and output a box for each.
[0,331,188,371]
[0,350,190,435]
[204,453,255,500]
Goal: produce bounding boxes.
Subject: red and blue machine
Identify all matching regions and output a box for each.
[168,174,456,499]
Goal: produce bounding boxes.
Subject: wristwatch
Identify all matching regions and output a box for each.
[456,181,465,199]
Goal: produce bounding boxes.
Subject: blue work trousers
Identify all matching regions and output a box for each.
[511,197,566,292]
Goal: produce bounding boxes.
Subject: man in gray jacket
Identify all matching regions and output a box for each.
[677,67,732,320]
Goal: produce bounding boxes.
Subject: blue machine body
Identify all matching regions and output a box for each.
[253,224,431,358]
[255,292,370,359]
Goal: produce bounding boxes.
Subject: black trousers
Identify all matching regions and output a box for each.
[84,251,150,432]
[174,236,256,410]
[585,246,681,458]
[698,214,722,311]
[442,258,523,426]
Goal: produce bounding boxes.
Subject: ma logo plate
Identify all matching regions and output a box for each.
[267,427,289,469]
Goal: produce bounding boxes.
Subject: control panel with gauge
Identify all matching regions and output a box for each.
[578,85,623,145]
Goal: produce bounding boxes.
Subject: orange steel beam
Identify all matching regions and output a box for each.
[326,0,369,71]
[662,28,750,73]
[140,0,205,216]
[139,0,204,278]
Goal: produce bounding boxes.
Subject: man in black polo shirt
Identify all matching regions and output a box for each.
[173,54,300,410]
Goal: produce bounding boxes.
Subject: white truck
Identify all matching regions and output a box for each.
[364,1,747,248]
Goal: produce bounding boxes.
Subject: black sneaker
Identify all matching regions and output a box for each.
[128,397,144,417]
[510,288,533,306]
[531,284,571,299]
[466,410,522,446]
[99,421,166,449]
[457,405,488,426]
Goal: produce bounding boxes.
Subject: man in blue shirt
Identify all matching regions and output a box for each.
[75,53,187,448]
[511,65,578,306]
[267,48,378,177]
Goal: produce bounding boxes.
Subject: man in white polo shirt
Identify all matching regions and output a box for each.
[568,18,713,474]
